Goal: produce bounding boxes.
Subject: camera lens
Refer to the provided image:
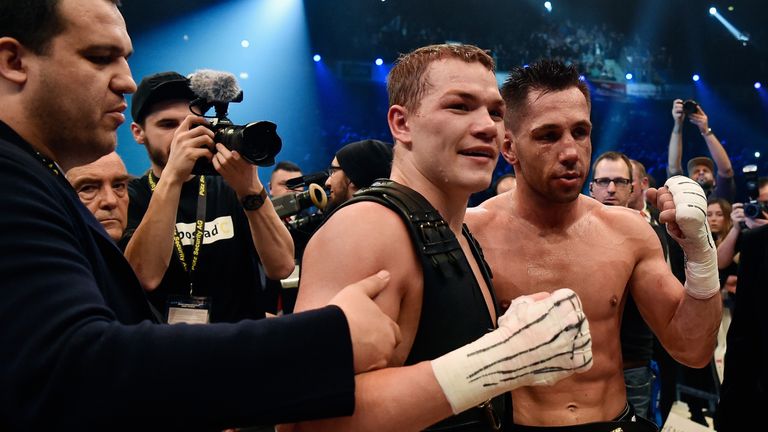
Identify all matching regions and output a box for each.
[744,201,761,219]
[215,121,282,167]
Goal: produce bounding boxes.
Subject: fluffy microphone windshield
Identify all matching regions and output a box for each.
[188,69,242,103]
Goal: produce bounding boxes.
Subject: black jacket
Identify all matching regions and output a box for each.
[0,121,354,431]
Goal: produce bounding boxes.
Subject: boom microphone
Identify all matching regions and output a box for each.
[188,69,243,105]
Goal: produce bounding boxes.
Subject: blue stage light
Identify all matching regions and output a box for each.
[756,152,761,158]
[313,54,321,62]
[692,74,700,82]
[544,2,552,12]
[755,82,762,89]
[709,7,717,15]
[625,73,633,80]
[375,58,384,66]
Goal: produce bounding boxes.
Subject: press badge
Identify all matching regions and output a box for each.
[166,296,211,324]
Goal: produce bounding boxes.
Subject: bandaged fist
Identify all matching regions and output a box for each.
[660,176,714,262]
[490,288,592,386]
[431,289,592,414]
[654,176,719,299]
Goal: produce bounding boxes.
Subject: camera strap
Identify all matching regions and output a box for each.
[147,171,207,296]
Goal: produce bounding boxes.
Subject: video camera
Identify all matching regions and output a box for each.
[743,164,767,219]
[272,183,328,219]
[188,70,282,175]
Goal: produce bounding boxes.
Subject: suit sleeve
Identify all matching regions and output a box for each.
[0,153,355,429]
[717,226,768,425]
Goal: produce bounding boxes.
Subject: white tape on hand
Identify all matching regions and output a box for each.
[431,289,592,414]
[664,176,719,299]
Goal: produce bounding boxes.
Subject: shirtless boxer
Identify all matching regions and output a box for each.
[466,59,721,431]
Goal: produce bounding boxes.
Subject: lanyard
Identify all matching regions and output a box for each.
[148,171,207,296]
[34,152,64,178]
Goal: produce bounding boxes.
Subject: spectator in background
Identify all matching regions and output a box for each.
[707,198,737,294]
[266,160,310,315]
[667,99,735,202]
[493,172,516,195]
[269,161,304,198]
[66,151,131,242]
[628,159,655,224]
[589,151,657,422]
[324,139,393,213]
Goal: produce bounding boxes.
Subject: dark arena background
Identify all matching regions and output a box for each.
[119,0,768,204]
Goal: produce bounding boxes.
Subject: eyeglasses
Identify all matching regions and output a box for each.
[592,177,631,188]
[327,165,343,176]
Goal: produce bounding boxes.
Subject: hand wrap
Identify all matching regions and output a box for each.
[430,288,592,414]
[664,176,719,299]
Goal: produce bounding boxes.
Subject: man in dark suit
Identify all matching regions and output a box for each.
[716,224,768,430]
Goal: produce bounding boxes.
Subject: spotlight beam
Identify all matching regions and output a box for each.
[709,7,750,43]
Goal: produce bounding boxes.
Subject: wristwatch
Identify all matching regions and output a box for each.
[241,187,268,211]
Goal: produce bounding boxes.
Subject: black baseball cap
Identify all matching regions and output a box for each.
[130,71,195,124]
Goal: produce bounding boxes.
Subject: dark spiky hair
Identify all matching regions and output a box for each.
[501,59,590,132]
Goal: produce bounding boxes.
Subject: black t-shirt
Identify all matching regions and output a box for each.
[126,174,265,323]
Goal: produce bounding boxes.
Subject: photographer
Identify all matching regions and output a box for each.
[125,71,294,323]
[667,98,736,202]
[716,176,768,271]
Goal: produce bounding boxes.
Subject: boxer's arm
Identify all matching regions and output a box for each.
[285,289,592,432]
[636,178,722,367]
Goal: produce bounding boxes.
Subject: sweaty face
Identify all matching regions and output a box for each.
[66,152,130,241]
[690,165,715,189]
[324,157,352,212]
[590,159,632,207]
[399,58,505,195]
[270,169,303,197]
[509,87,592,204]
[25,0,136,171]
[132,100,190,173]
[706,203,726,235]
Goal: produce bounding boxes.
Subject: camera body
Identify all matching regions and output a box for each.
[682,99,699,115]
[187,72,282,175]
[743,164,766,219]
[192,116,283,176]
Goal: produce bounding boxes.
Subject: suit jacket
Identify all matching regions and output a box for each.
[0,121,354,431]
[716,225,768,431]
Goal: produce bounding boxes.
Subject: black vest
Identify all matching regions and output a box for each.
[335,179,507,431]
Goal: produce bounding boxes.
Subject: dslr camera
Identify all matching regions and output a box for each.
[743,164,767,219]
[682,99,700,115]
[188,70,282,175]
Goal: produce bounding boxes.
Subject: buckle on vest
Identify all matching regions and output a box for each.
[478,398,502,431]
